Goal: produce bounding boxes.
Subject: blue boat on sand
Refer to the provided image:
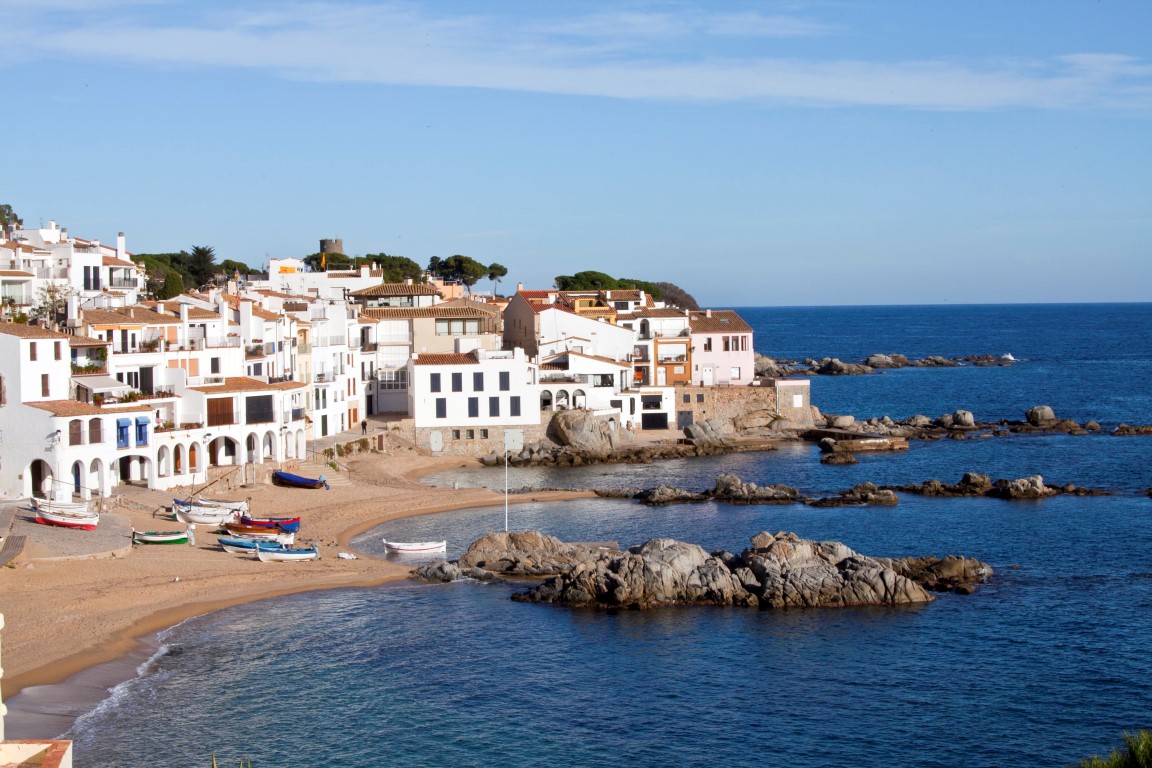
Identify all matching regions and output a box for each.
[271,470,329,490]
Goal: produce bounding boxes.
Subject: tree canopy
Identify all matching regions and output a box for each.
[0,203,22,229]
[132,244,228,296]
[427,254,493,291]
[553,271,663,300]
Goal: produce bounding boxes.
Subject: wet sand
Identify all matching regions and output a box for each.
[0,447,594,733]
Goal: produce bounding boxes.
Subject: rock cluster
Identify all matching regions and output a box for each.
[809,482,899,507]
[811,405,1109,442]
[756,351,995,378]
[454,530,620,577]
[631,473,803,506]
[882,472,1110,499]
[509,531,991,610]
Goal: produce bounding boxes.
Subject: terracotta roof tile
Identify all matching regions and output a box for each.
[102,255,137,268]
[0,270,34,277]
[27,400,151,417]
[688,310,753,334]
[359,306,491,320]
[188,376,306,393]
[0,322,71,339]
[69,335,110,347]
[412,353,479,366]
[349,282,440,297]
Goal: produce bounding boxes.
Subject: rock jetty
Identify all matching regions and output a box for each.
[505,531,991,610]
[881,472,1111,499]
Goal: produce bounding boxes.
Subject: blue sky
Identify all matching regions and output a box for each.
[3,0,1150,306]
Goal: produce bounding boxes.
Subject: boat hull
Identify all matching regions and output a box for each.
[174,507,237,525]
[382,539,447,553]
[256,547,320,562]
[272,471,329,490]
[239,514,301,533]
[35,513,99,531]
[219,537,284,553]
[133,530,189,544]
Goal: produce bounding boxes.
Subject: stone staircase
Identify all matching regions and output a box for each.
[290,460,353,488]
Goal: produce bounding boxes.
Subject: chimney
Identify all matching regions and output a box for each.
[179,303,190,323]
[157,301,166,315]
[116,232,126,260]
[516,282,523,293]
[706,309,712,318]
[404,277,412,285]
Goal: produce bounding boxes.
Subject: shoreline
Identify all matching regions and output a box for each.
[0,449,593,725]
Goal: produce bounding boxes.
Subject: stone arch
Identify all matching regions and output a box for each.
[573,389,587,409]
[174,443,185,474]
[157,445,171,478]
[88,457,106,498]
[246,432,259,463]
[262,430,276,460]
[555,389,570,410]
[71,460,84,494]
[28,459,53,499]
[540,390,553,411]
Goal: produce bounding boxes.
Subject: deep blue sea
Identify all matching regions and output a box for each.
[43,305,1152,766]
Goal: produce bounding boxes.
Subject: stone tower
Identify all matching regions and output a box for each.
[320,238,344,255]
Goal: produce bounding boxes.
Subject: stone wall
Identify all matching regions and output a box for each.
[672,383,778,426]
[413,423,548,458]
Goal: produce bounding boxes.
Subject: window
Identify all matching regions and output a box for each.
[435,319,481,336]
[703,337,712,352]
[473,372,484,391]
[54,342,62,360]
[89,419,103,444]
[465,429,475,439]
[245,395,275,424]
[210,357,221,374]
[430,373,441,393]
[435,398,447,419]
[451,429,461,439]
[135,417,149,446]
[499,371,510,391]
[696,393,704,403]
[452,373,463,392]
[480,429,489,439]
[69,419,84,446]
[683,394,690,404]
[510,396,521,417]
[29,342,36,361]
[468,397,479,418]
[723,336,731,352]
[489,397,500,417]
[378,370,408,390]
[41,374,50,397]
[116,418,131,449]
[730,367,741,380]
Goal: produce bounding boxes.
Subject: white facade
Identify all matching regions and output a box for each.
[407,348,539,430]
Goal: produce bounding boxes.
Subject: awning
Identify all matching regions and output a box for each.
[74,375,132,394]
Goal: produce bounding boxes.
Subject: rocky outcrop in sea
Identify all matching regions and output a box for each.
[881,472,1112,499]
[414,531,992,610]
[499,531,991,610]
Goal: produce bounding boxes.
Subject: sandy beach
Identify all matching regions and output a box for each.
[0,446,593,705]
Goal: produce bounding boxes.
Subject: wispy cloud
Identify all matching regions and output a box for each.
[6,1,1151,111]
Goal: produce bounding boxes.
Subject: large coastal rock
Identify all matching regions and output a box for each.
[550,410,618,456]
[454,530,619,577]
[633,473,802,506]
[511,531,990,610]
[881,472,1111,499]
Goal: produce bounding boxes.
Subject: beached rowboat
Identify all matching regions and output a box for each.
[222,523,295,544]
[256,546,320,562]
[218,537,285,554]
[382,539,447,553]
[272,471,329,490]
[133,529,189,545]
[31,498,92,515]
[175,497,250,513]
[34,506,100,531]
[173,506,238,526]
[239,514,301,533]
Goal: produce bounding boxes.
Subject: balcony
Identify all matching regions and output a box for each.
[360,341,378,352]
[109,277,139,288]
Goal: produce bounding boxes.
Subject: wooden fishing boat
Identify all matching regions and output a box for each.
[218,537,285,554]
[382,539,447,554]
[239,514,301,533]
[173,506,238,526]
[256,546,320,562]
[176,497,250,513]
[31,498,92,515]
[271,471,329,490]
[133,529,189,545]
[222,523,295,544]
[34,506,100,531]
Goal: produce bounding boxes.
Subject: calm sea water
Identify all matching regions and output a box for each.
[57,304,1152,766]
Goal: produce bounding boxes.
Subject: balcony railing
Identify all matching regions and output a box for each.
[360,341,378,352]
[108,277,139,288]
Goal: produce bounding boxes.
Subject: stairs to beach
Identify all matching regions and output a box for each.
[290,460,353,488]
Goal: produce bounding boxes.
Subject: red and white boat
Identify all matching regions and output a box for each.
[33,500,100,531]
[382,538,446,554]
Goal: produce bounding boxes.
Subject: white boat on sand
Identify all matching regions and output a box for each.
[382,539,447,554]
[256,546,320,562]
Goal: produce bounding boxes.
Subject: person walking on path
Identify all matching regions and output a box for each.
[361,419,368,435]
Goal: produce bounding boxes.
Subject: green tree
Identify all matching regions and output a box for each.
[653,282,699,310]
[553,271,664,300]
[31,281,77,324]
[186,245,217,287]
[303,251,352,271]
[361,253,424,283]
[156,268,185,299]
[429,255,488,292]
[219,259,254,277]
[0,203,22,229]
[486,262,508,295]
